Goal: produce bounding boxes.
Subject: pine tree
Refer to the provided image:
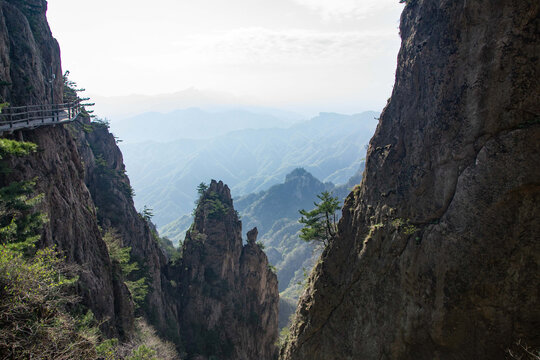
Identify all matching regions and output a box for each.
[298,191,340,247]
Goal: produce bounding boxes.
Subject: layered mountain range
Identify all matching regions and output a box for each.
[119,111,378,226]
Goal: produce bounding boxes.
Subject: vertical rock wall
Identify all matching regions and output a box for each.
[281,1,539,359]
[0,0,135,338]
[70,117,181,341]
[174,180,279,360]
[0,0,62,106]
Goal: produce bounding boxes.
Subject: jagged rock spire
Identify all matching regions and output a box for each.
[247,227,258,244]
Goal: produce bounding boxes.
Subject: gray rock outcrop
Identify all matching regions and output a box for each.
[281,1,539,359]
[173,180,279,360]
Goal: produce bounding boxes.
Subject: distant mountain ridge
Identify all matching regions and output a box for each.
[110,107,302,143]
[120,111,378,226]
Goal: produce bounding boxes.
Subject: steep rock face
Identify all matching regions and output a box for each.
[175,180,278,360]
[2,125,135,337]
[0,0,62,106]
[282,1,539,359]
[69,118,180,340]
[0,0,135,337]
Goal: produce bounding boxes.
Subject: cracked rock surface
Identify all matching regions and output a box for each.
[281,1,539,359]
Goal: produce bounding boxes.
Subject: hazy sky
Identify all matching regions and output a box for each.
[47,0,404,115]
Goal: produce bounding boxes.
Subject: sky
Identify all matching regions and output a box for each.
[47,0,404,116]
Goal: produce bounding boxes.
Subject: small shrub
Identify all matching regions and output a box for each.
[403,224,418,235]
[126,278,149,307]
[277,325,291,348]
[127,345,157,360]
[96,338,119,360]
[371,223,384,230]
[91,117,110,130]
[140,206,154,222]
[117,318,180,360]
[121,182,136,198]
[103,229,138,276]
[206,198,227,219]
[392,218,418,235]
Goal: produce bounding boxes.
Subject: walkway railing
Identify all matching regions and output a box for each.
[0,101,82,132]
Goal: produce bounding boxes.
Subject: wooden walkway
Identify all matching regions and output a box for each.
[0,101,82,133]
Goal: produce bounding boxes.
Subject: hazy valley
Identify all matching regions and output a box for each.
[117,110,378,226]
[0,0,537,359]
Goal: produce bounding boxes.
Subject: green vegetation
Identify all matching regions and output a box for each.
[103,229,148,309]
[91,117,111,130]
[392,218,418,236]
[0,138,37,165]
[268,264,277,274]
[371,223,384,230]
[277,316,293,348]
[128,345,157,360]
[197,182,208,196]
[0,139,45,253]
[156,235,182,262]
[63,70,95,116]
[0,102,9,113]
[0,139,97,358]
[126,112,378,225]
[140,205,154,222]
[0,178,46,252]
[103,229,138,275]
[0,246,97,359]
[96,318,179,360]
[298,191,341,247]
[193,183,229,220]
[206,195,227,219]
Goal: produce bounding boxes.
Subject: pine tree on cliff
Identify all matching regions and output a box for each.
[298,191,340,247]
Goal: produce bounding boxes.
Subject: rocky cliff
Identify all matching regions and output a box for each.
[0,0,62,106]
[172,180,279,360]
[69,118,180,341]
[281,1,539,359]
[1,0,280,357]
[2,123,136,338]
[0,0,180,342]
[0,0,136,338]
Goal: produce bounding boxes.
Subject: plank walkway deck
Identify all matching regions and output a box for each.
[0,101,82,133]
